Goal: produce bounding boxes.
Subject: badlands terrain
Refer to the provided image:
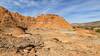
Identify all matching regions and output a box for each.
[0,6,100,56]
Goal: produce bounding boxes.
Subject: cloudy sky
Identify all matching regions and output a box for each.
[0,0,100,23]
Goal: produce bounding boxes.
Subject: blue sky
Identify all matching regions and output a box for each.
[0,0,100,23]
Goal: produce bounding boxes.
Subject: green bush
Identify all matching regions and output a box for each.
[95,29,100,33]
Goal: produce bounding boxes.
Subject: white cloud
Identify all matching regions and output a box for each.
[13,1,22,7]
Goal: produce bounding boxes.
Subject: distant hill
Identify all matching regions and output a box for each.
[73,21,100,33]
[73,21,100,27]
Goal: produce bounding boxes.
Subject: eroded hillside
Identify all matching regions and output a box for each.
[0,6,100,56]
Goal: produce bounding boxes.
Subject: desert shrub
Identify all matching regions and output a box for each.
[95,29,100,33]
[79,26,95,30]
[89,26,95,30]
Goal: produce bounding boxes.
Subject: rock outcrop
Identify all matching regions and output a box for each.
[0,6,100,56]
[32,14,73,29]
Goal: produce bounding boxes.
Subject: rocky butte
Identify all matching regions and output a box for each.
[0,6,100,56]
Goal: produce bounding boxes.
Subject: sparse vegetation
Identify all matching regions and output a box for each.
[95,29,100,33]
[80,26,100,33]
[73,21,100,33]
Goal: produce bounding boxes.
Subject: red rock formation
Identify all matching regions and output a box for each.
[11,12,34,28]
[31,14,73,30]
[0,6,16,28]
[0,7,25,36]
[0,6,73,31]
